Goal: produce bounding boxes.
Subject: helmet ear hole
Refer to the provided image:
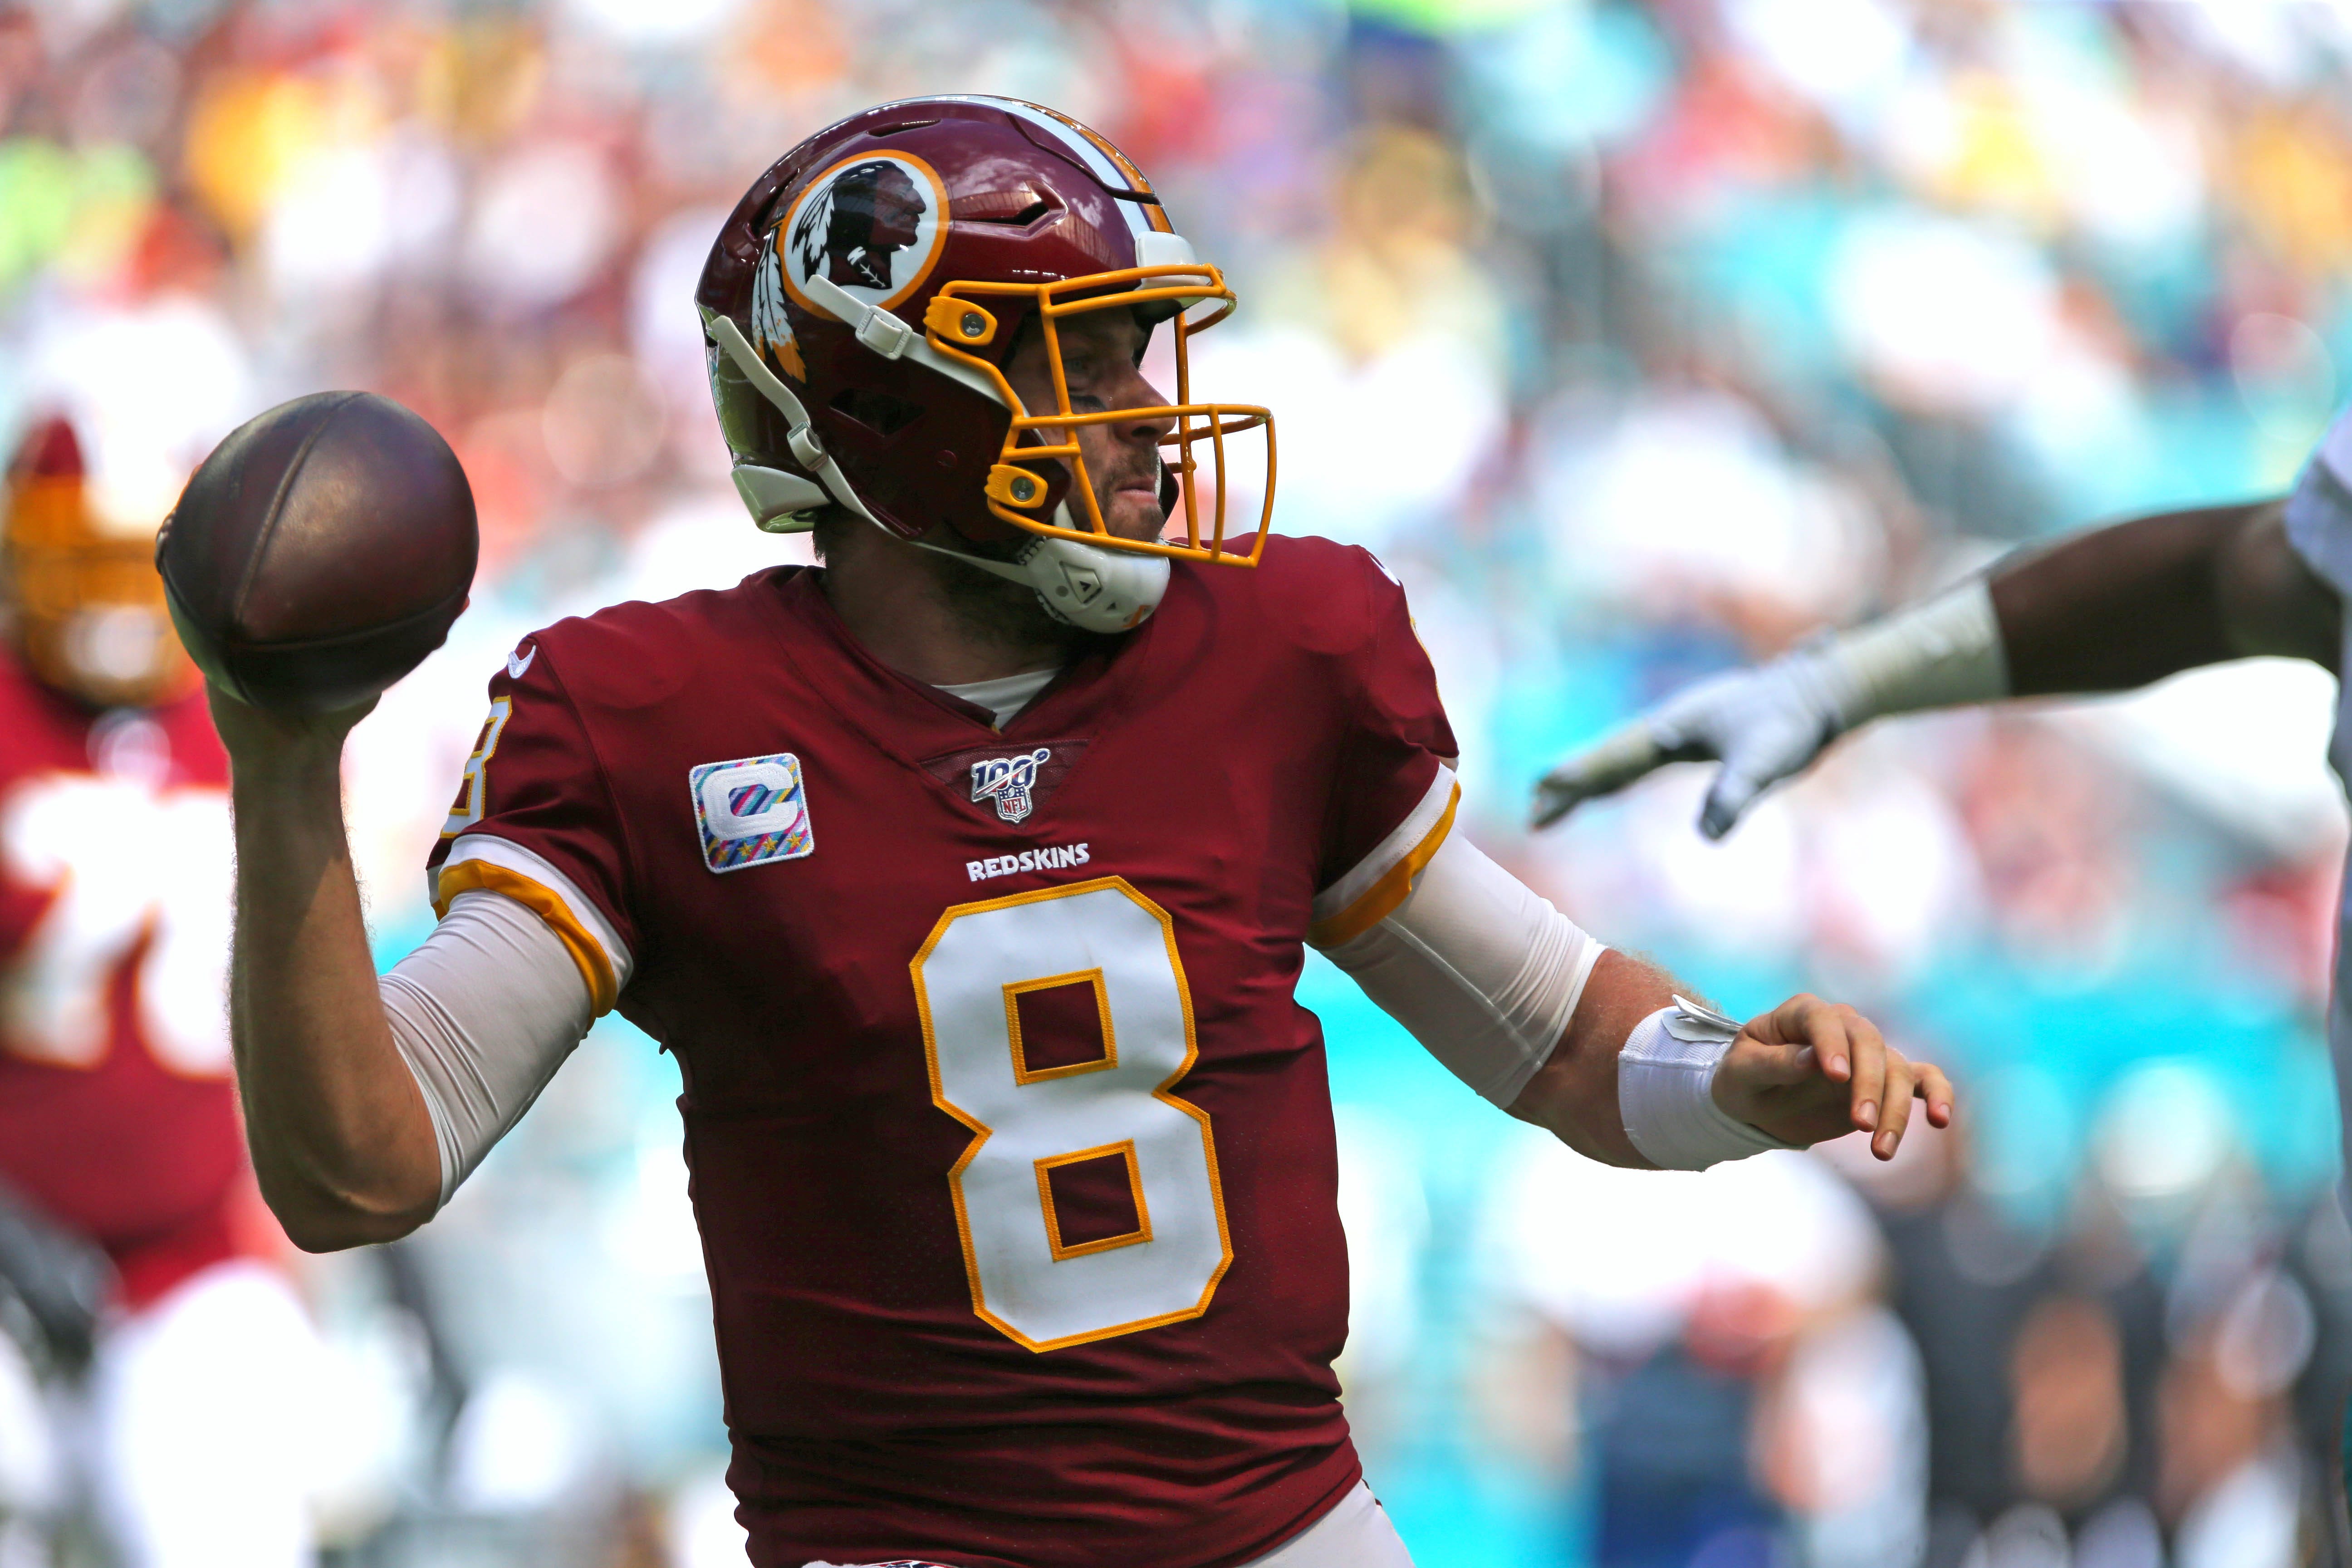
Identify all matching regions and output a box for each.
[827,387,923,437]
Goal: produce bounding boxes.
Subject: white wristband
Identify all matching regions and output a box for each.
[1617,996,1796,1171]
[1809,578,2009,730]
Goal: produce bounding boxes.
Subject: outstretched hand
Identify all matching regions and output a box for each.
[1715,993,1952,1161]
[1529,655,1843,838]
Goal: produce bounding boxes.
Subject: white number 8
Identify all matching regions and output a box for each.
[911,877,1232,1351]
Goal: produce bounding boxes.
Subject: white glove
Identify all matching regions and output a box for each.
[1531,581,2007,839]
[1531,652,1843,839]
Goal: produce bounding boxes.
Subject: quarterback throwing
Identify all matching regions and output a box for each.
[215,97,1948,1568]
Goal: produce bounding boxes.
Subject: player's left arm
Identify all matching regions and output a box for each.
[1314,542,1947,1167]
[1511,951,1950,1167]
[1321,828,1953,1168]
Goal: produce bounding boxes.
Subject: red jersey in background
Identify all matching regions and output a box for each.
[0,652,244,1309]
[426,535,1459,1568]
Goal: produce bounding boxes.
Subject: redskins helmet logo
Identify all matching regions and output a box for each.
[776,152,950,317]
[750,231,806,381]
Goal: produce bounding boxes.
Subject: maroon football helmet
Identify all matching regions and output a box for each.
[696,96,1274,632]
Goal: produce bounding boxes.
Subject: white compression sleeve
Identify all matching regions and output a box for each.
[1321,829,1606,1107]
[380,890,594,1209]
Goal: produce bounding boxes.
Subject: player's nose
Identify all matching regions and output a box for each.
[1106,364,1176,445]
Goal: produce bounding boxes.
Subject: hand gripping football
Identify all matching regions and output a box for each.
[157,391,477,714]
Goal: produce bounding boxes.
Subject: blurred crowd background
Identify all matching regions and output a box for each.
[7,0,2352,1565]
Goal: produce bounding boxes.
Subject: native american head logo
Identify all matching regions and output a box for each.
[776,152,947,315]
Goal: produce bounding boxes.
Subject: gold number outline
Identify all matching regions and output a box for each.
[1035,1138,1152,1260]
[441,697,514,839]
[910,875,1234,1353]
[1003,966,1117,1084]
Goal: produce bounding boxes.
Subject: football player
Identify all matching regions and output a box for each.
[0,416,318,1565]
[213,97,1950,1568]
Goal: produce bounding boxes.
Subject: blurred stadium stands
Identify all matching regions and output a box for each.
[7,1,2352,1564]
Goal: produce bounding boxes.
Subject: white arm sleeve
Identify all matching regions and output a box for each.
[380,889,594,1210]
[1321,828,1606,1107]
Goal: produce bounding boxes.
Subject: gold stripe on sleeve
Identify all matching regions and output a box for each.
[1307,781,1461,950]
[433,859,619,1016]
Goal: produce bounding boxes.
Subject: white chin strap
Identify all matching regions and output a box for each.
[1004,524,1171,633]
[703,303,1171,633]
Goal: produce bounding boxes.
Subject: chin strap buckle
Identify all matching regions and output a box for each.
[804,272,916,359]
[853,308,916,359]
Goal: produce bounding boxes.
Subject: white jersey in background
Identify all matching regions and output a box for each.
[2281,409,2352,1209]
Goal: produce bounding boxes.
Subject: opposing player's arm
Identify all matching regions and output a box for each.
[1995,499,2336,691]
[1534,496,2339,837]
[1319,828,1953,1167]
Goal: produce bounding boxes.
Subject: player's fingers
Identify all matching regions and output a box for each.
[1839,1009,1887,1134]
[1529,776,1593,829]
[1698,764,1769,840]
[1531,722,1671,827]
[1871,1054,1917,1160]
[1764,993,1843,1074]
[1732,1035,1816,1088]
[1913,1061,1956,1127]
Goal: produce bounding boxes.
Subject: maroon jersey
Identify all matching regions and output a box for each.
[0,652,246,1309]
[427,535,1458,1568]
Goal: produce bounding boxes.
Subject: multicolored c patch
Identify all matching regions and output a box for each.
[689,752,815,873]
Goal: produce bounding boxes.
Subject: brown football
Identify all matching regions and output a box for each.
[157,391,477,714]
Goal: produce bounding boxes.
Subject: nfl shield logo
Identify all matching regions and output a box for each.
[970,747,1052,824]
[690,753,816,872]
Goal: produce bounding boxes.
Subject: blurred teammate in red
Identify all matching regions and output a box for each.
[214,98,1949,1568]
[0,417,315,1567]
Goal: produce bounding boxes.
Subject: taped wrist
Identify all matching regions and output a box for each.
[1808,578,2009,730]
[1617,996,1796,1171]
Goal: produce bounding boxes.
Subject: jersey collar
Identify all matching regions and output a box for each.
[761,565,1152,766]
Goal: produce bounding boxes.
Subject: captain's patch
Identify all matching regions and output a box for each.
[689,753,815,872]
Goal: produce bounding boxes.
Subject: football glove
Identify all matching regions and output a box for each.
[1531,651,1845,839]
[1532,581,2007,838]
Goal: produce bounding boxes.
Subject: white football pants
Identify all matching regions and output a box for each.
[90,1260,319,1568]
[1235,1482,1416,1567]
